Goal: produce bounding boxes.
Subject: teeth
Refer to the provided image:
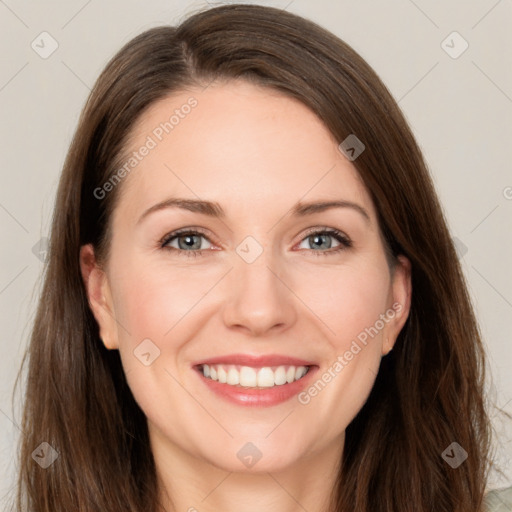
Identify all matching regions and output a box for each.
[217,366,227,384]
[274,366,287,385]
[227,367,239,385]
[239,366,257,387]
[257,367,275,387]
[200,364,310,388]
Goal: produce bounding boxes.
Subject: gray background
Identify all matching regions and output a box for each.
[1,0,511,505]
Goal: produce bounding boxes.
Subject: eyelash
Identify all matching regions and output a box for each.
[159,227,352,258]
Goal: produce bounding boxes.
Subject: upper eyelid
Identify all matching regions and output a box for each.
[160,227,215,246]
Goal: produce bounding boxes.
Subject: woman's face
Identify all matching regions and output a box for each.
[81,79,411,474]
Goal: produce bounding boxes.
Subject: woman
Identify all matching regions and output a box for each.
[14,3,509,511]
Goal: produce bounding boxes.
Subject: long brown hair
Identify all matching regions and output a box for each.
[15,4,493,511]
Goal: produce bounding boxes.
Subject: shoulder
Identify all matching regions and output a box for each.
[484,486,512,511]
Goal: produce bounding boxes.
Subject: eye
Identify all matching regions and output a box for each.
[160,228,213,258]
[160,227,352,258]
[296,228,352,256]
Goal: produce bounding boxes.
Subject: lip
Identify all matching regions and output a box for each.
[192,353,317,368]
[192,354,319,407]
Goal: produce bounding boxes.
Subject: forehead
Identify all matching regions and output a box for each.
[112,80,376,225]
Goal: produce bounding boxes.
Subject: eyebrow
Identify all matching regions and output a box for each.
[136,197,371,225]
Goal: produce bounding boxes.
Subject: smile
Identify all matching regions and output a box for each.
[198,363,311,388]
[193,354,319,407]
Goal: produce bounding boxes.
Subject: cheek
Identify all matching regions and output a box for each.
[111,247,391,354]
[294,258,391,344]
[110,255,220,345]
[293,259,392,435]
[107,256,215,427]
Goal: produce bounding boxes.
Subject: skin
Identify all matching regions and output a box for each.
[80,79,412,512]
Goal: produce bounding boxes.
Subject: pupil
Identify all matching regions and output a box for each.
[180,235,200,250]
[311,234,330,250]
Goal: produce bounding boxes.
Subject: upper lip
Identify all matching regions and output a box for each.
[193,353,317,368]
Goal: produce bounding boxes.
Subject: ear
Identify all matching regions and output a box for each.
[382,254,412,356]
[79,244,119,350]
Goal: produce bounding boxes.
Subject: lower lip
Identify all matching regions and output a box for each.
[195,366,318,407]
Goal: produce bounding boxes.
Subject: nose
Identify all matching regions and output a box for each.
[222,248,298,337]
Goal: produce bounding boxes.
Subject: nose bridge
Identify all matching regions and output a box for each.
[222,236,297,335]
